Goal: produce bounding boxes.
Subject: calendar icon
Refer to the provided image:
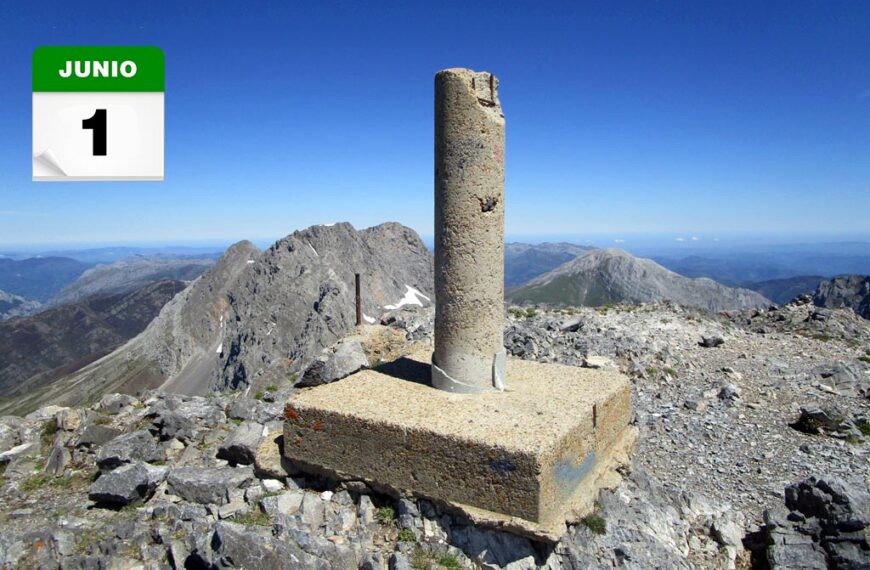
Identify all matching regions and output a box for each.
[32,46,164,181]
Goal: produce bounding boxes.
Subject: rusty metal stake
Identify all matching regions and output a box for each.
[355,273,362,326]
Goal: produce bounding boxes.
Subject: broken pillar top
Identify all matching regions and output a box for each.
[436,68,503,116]
[432,68,507,394]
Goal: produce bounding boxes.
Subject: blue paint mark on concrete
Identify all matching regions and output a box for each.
[489,458,518,475]
[554,452,597,493]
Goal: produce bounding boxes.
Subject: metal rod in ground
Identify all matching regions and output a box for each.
[355,273,362,326]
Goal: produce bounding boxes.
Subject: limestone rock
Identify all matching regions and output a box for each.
[55,408,82,432]
[98,393,138,415]
[167,466,253,506]
[388,552,412,570]
[88,462,167,506]
[297,339,369,388]
[298,492,325,530]
[763,476,869,569]
[211,522,325,569]
[260,491,303,517]
[44,444,70,476]
[700,335,725,348]
[96,430,163,470]
[217,421,263,465]
[77,424,122,448]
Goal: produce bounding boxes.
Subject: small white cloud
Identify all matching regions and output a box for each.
[690,236,699,241]
[0,210,22,216]
[675,237,685,242]
[613,239,625,243]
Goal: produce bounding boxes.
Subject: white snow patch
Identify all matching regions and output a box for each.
[307,242,318,257]
[384,285,430,310]
[246,259,255,264]
[363,313,376,324]
[216,343,223,354]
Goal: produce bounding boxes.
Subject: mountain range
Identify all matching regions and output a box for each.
[0,256,92,302]
[742,276,826,305]
[48,255,215,307]
[507,248,771,311]
[3,229,869,416]
[5,223,434,412]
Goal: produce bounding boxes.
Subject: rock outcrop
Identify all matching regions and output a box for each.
[215,222,432,390]
[813,275,870,319]
[761,476,869,569]
[507,248,772,311]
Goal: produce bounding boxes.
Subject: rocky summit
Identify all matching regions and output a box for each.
[507,248,772,311]
[216,222,433,391]
[0,294,867,569]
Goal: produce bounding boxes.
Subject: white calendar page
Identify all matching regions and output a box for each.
[33,92,164,180]
[32,46,164,182]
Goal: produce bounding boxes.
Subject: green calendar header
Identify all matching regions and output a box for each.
[33,46,164,92]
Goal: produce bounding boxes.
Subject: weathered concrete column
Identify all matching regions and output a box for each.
[432,68,507,393]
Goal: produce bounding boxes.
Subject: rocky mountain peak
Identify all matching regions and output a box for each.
[217,222,433,390]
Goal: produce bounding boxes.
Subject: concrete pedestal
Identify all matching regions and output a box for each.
[283,349,635,540]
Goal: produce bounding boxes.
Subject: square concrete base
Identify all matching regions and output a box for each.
[283,349,635,541]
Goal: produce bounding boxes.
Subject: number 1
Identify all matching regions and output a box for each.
[83,109,107,156]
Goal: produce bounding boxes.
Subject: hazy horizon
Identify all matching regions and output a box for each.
[3,229,870,256]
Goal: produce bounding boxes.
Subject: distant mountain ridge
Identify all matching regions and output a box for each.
[507,248,771,311]
[48,255,216,307]
[504,242,594,288]
[743,276,826,305]
[0,256,93,302]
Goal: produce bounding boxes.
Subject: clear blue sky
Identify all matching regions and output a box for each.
[1,1,868,247]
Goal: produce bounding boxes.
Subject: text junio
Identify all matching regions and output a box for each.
[58,60,137,78]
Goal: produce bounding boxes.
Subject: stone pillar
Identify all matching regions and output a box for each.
[432,68,507,393]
